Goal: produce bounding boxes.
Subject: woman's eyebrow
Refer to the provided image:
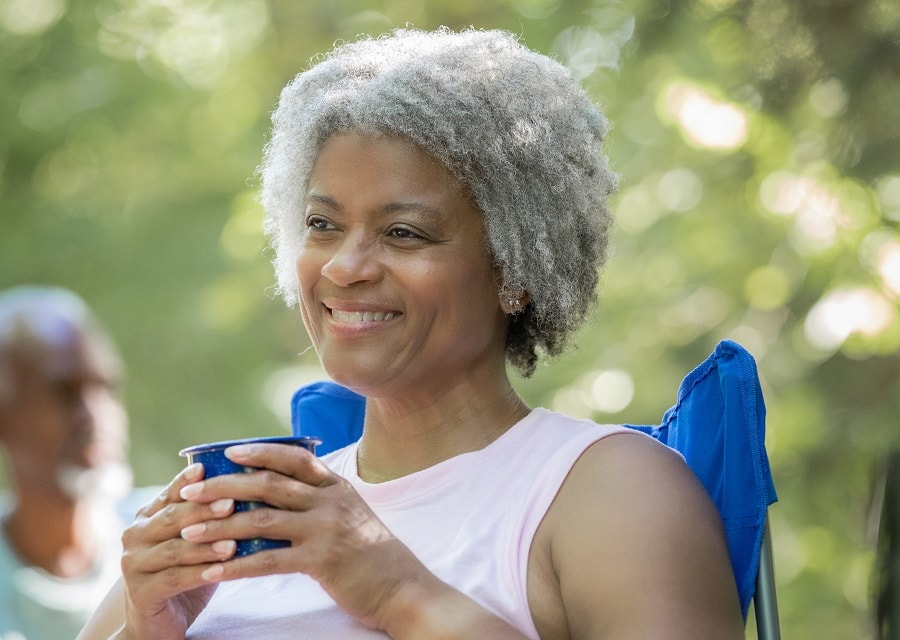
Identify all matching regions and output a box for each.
[306,193,340,209]
[381,202,443,217]
[306,192,445,219]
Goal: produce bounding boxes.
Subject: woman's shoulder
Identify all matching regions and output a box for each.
[554,425,705,524]
[534,423,742,637]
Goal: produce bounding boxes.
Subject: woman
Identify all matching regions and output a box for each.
[78,28,743,639]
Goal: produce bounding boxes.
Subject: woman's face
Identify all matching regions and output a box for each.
[296,132,508,398]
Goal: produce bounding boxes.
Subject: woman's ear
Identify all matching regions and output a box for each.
[499,291,531,315]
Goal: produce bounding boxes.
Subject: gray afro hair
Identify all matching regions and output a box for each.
[260,27,616,377]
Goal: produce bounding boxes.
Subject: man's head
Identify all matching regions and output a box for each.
[0,286,131,502]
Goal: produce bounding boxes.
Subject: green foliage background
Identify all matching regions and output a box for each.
[2,0,899,636]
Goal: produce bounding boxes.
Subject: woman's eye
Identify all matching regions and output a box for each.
[306,216,333,231]
[389,226,423,240]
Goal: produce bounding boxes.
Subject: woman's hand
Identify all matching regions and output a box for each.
[177,443,423,630]
[173,443,528,638]
[113,462,237,640]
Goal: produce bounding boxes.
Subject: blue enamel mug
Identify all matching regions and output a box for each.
[179,435,321,556]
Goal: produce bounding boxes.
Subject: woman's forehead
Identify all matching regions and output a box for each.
[307,132,469,199]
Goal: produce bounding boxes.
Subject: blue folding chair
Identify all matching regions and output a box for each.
[625,340,781,639]
[291,339,780,638]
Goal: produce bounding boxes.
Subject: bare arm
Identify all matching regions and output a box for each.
[539,432,744,640]
[76,578,126,640]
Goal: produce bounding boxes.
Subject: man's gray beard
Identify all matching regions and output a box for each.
[56,461,134,502]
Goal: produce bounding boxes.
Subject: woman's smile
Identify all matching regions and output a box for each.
[325,300,401,330]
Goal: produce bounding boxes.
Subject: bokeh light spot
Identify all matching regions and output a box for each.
[588,369,635,413]
[0,0,65,35]
[804,287,896,350]
[615,186,663,234]
[877,241,900,298]
[553,14,633,79]
[758,172,853,251]
[876,175,900,222]
[657,167,704,212]
[744,265,792,310]
[96,0,269,89]
[662,82,748,150]
[808,78,848,118]
[551,368,635,417]
[510,0,561,20]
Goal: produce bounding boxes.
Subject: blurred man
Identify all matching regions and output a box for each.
[0,286,139,639]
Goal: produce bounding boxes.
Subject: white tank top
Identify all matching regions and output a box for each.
[186,408,634,639]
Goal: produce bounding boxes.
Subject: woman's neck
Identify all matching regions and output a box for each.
[355,380,531,483]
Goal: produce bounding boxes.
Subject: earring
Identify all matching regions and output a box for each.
[508,299,519,308]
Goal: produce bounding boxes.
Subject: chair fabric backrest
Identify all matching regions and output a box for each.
[291,380,366,456]
[290,339,777,618]
[624,339,777,617]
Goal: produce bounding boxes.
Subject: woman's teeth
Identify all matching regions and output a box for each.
[332,310,396,323]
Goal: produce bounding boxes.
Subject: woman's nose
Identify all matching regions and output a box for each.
[319,235,382,287]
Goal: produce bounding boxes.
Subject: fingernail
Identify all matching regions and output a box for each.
[180,482,203,500]
[224,444,252,460]
[185,463,204,480]
[202,564,225,582]
[210,498,234,514]
[212,540,236,557]
[181,523,206,540]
